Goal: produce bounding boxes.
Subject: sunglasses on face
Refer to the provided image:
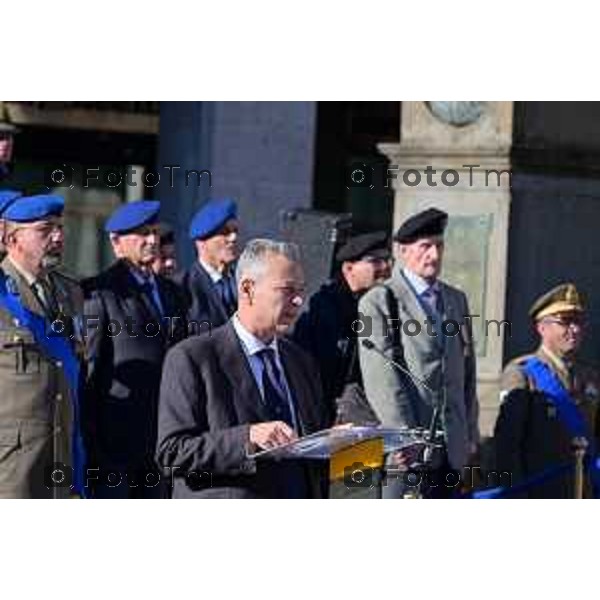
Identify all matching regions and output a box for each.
[14,221,63,237]
[542,316,586,328]
[360,255,389,265]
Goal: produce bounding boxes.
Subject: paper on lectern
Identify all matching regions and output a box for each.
[247,425,425,461]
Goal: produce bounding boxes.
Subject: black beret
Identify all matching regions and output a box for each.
[393,207,448,244]
[336,231,390,263]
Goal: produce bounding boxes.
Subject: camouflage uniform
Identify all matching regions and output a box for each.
[0,256,83,498]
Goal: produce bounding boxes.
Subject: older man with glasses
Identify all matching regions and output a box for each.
[495,283,600,498]
[82,200,188,499]
[0,194,86,498]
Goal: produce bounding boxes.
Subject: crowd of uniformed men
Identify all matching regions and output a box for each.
[0,113,598,499]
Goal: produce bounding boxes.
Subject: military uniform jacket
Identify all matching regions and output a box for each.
[358,265,479,469]
[0,256,83,498]
[494,346,600,498]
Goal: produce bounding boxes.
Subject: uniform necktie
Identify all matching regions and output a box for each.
[257,347,294,427]
[139,277,163,319]
[563,360,575,391]
[32,278,59,319]
[215,275,236,317]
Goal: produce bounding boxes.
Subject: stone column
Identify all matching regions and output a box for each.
[158,102,317,267]
[379,101,514,436]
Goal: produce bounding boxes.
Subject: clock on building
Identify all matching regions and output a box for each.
[425,101,486,127]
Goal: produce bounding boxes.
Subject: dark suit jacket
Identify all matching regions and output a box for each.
[157,321,329,498]
[82,259,188,471]
[293,277,361,423]
[174,261,236,333]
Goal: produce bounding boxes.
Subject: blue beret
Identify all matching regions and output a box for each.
[189,198,237,240]
[3,194,64,222]
[105,200,160,234]
[0,190,23,217]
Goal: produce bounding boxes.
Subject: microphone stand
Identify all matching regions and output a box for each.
[361,339,446,498]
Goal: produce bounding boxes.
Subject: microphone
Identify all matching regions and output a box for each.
[361,338,435,395]
[361,338,444,451]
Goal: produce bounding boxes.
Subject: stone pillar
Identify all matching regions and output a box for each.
[379,101,514,436]
[158,102,317,267]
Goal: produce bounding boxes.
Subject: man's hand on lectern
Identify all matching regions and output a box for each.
[249,421,298,450]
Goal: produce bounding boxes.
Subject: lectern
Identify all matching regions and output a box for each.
[249,426,426,499]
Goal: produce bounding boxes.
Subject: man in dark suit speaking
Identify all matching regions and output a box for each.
[157,239,330,498]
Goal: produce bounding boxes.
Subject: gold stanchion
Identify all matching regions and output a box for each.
[572,436,588,499]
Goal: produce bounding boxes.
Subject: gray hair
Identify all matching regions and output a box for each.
[236,238,301,283]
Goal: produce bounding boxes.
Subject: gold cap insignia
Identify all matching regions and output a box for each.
[529,283,585,321]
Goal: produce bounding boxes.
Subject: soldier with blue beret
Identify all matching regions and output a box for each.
[82,199,188,498]
[0,193,86,498]
[188,197,237,241]
[3,193,65,222]
[175,198,240,331]
[0,190,22,216]
[104,199,161,234]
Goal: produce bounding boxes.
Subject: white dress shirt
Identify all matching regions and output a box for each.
[402,268,441,314]
[199,258,225,284]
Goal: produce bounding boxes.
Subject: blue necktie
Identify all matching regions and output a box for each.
[215,275,236,317]
[32,278,59,320]
[139,279,162,319]
[422,286,442,317]
[257,348,294,427]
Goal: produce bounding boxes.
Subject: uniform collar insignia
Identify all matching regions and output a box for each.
[6,275,19,297]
